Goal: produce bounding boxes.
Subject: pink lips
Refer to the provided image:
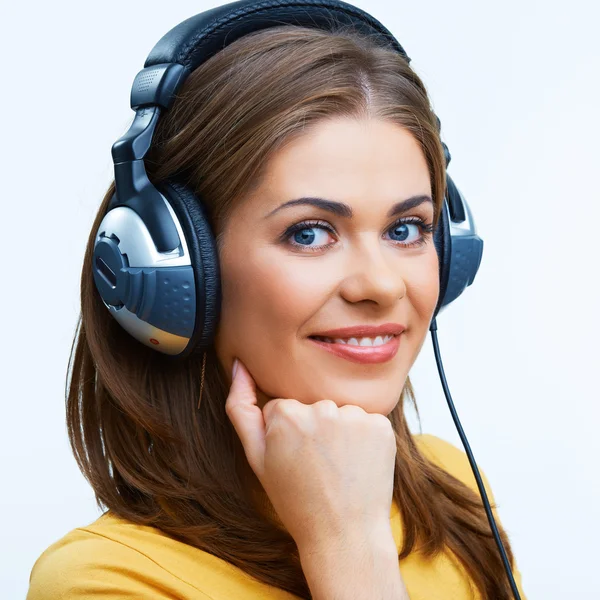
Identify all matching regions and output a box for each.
[308,334,402,364]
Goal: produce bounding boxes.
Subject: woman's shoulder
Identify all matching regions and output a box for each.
[412,433,497,501]
[413,431,467,459]
[27,511,300,599]
[413,432,468,463]
[26,512,215,599]
[28,510,178,564]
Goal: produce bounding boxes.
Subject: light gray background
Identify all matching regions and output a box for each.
[2,0,598,598]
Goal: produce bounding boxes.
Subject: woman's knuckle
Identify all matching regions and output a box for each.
[315,399,338,418]
[371,413,393,432]
[276,399,301,418]
[338,405,366,422]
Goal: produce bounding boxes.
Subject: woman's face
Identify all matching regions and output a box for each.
[214,117,439,415]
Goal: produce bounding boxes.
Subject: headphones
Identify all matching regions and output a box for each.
[92,0,483,360]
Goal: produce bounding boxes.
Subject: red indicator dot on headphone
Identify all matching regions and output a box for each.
[149,338,160,345]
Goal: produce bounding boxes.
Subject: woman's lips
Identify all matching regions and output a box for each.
[307,334,401,364]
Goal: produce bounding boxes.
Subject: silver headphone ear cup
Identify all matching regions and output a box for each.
[92,190,198,356]
[433,176,484,320]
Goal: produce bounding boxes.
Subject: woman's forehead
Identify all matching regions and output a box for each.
[239,117,432,218]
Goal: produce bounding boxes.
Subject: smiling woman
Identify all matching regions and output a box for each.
[27,5,526,600]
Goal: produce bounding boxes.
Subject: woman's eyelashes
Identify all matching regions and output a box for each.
[280,217,434,253]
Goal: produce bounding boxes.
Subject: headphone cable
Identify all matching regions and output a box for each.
[429,318,521,600]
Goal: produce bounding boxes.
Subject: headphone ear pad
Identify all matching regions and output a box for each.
[157,180,221,356]
[432,197,451,321]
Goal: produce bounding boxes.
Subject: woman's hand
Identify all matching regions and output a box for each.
[225,358,398,552]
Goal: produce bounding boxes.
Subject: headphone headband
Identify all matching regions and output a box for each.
[130,0,410,111]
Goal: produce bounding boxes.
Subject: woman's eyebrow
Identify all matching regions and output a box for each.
[264,195,432,219]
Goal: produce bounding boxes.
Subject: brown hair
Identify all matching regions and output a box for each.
[68,25,516,599]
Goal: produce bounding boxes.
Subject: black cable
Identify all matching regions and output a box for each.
[429,318,521,600]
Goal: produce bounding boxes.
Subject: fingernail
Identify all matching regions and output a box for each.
[232,358,239,379]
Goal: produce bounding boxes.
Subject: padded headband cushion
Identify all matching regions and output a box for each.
[144,0,409,72]
[157,181,221,354]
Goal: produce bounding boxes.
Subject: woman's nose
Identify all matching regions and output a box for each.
[339,241,407,307]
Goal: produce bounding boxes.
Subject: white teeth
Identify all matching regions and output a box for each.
[316,335,394,347]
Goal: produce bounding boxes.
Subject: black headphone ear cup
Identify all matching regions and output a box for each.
[432,196,451,321]
[157,180,221,355]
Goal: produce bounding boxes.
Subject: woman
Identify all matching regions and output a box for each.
[27,15,527,600]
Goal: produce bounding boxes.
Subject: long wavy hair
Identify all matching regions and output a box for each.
[68,25,516,599]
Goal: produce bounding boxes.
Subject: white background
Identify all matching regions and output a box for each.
[1,0,598,598]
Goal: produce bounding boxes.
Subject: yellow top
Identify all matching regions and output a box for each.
[27,434,527,599]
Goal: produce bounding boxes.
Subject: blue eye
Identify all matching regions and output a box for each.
[291,224,332,247]
[389,221,422,244]
[282,217,434,252]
